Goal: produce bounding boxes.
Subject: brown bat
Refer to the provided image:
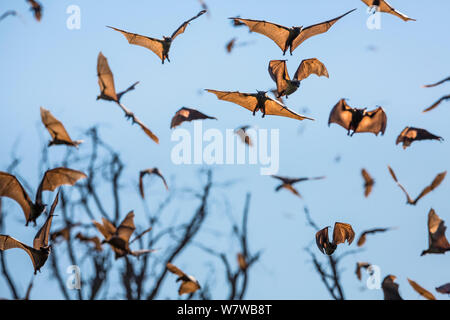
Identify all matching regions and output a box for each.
[421,209,450,256]
[206,89,313,121]
[407,279,436,300]
[355,262,371,281]
[423,76,450,88]
[167,262,201,295]
[40,107,83,148]
[422,95,450,113]
[26,0,42,22]
[225,38,254,53]
[96,52,159,143]
[234,125,252,146]
[436,283,450,295]
[388,166,446,205]
[75,233,103,252]
[229,9,356,55]
[361,0,415,22]
[315,222,355,255]
[328,99,387,136]
[271,175,325,198]
[139,168,168,199]
[361,168,375,197]
[107,10,206,64]
[382,275,402,300]
[237,253,248,271]
[268,59,328,98]
[0,167,87,226]
[0,191,59,274]
[170,107,216,129]
[396,127,443,149]
[50,222,81,243]
[357,227,392,247]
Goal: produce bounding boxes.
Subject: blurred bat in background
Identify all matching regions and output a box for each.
[382,275,402,300]
[170,107,216,129]
[361,169,374,197]
[355,262,371,280]
[75,233,103,252]
[421,209,450,256]
[316,222,355,255]
[271,175,325,198]
[0,10,18,23]
[361,0,415,22]
[234,125,252,146]
[26,0,42,22]
[139,168,168,199]
[407,278,436,300]
[435,283,450,295]
[167,262,201,295]
[225,38,254,53]
[396,127,443,149]
[40,107,83,148]
[357,227,392,247]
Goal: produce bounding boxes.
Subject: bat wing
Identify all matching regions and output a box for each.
[315,227,330,254]
[0,235,40,271]
[170,107,216,129]
[356,107,387,135]
[357,233,367,247]
[333,222,355,245]
[139,168,169,199]
[116,211,136,244]
[268,60,290,98]
[117,81,139,102]
[179,279,201,295]
[355,262,370,280]
[264,97,314,121]
[423,76,450,88]
[93,219,114,240]
[290,9,356,53]
[382,275,403,300]
[328,99,353,129]
[407,279,436,300]
[27,0,42,22]
[167,262,186,278]
[39,167,87,194]
[226,38,236,53]
[171,10,207,40]
[97,52,118,101]
[388,166,414,204]
[361,169,374,197]
[33,190,59,249]
[436,283,450,294]
[413,171,446,205]
[377,0,416,22]
[0,172,32,221]
[423,95,450,113]
[427,209,450,251]
[40,107,75,145]
[206,89,258,113]
[293,58,329,81]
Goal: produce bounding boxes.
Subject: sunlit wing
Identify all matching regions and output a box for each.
[333,222,355,245]
[408,279,436,300]
[39,167,87,192]
[171,10,207,40]
[97,52,118,101]
[33,191,58,249]
[355,107,387,135]
[294,58,329,81]
[0,235,38,271]
[116,211,136,244]
[328,99,353,129]
[40,107,74,144]
[377,0,416,22]
[264,98,313,121]
[414,171,446,204]
[0,172,32,221]
[206,89,258,113]
[268,60,290,97]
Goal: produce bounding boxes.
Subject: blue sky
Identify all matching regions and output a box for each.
[0,0,449,300]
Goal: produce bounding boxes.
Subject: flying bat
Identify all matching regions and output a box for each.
[225,38,254,53]
[50,222,81,243]
[229,9,356,55]
[26,0,42,22]
[382,275,402,300]
[40,107,83,148]
[423,76,450,88]
[235,125,252,146]
[271,175,325,198]
[361,0,415,22]
[396,127,443,149]
[407,278,436,300]
[388,166,446,205]
[328,99,387,136]
[422,95,450,113]
[268,59,329,98]
[436,283,450,295]
[0,191,59,274]
[315,222,355,255]
[139,168,168,199]
[205,89,313,121]
[0,167,87,226]
[107,10,206,64]
[355,262,371,281]
[237,253,248,271]
[361,168,375,197]
[357,227,392,247]
[421,209,450,256]
[0,10,18,22]
[167,262,201,296]
[170,107,216,129]
[75,233,103,252]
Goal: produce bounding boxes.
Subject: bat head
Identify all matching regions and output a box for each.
[291,80,301,88]
[256,90,268,97]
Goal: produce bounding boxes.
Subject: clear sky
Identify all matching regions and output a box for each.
[0,0,449,300]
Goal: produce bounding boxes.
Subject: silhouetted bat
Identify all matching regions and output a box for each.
[436,283,450,295]
[170,107,216,129]
[388,166,446,205]
[382,275,402,300]
[361,0,415,22]
[0,10,17,22]
[328,99,387,136]
[272,175,325,198]
[0,167,87,226]
[27,0,42,22]
[40,107,83,148]
[361,169,374,197]
[315,222,355,255]
[75,233,103,252]
[139,168,168,199]
[229,9,355,55]
[107,10,206,64]
[167,262,201,296]
[355,262,371,281]
[96,52,159,143]
[357,227,391,247]
[423,76,450,88]
[396,127,443,149]
[235,125,252,146]
[423,95,450,113]
[268,59,328,98]
[408,278,436,300]
[206,89,313,121]
[421,209,450,256]
[0,191,59,274]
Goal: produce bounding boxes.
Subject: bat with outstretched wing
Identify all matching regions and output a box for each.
[361,0,415,22]
[316,222,355,255]
[167,262,201,296]
[75,233,103,252]
[408,279,436,300]
[423,76,450,88]
[272,175,325,198]
[422,95,450,113]
[396,127,443,149]
[357,227,392,247]
[382,275,402,300]
[170,107,216,129]
[26,0,42,22]
[40,107,83,148]
[421,209,450,256]
[361,169,374,197]
[139,168,169,199]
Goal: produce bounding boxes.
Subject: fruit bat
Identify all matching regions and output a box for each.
[170,107,216,129]
[268,58,329,98]
[388,166,446,206]
[234,125,252,146]
[421,209,450,256]
[225,38,254,53]
[357,227,391,247]
[231,16,246,27]
[229,9,355,55]
[271,175,325,198]
[50,222,81,243]
[355,262,371,281]
[0,191,59,274]
[422,95,450,113]
[26,0,42,22]
[0,167,87,226]
[361,168,374,197]
[396,127,443,149]
[315,222,355,255]
[436,283,450,295]
[75,232,103,252]
[361,0,415,22]
[407,279,436,300]
[96,52,159,144]
[40,107,83,148]
[423,76,450,88]
[328,99,387,136]
[139,168,169,199]
[107,10,206,64]
[237,253,248,271]
[382,275,402,300]
[0,10,18,22]
[205,89,313,121]
[167,262,201,296]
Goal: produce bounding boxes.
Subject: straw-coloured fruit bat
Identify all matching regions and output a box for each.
[315,222,355,255]
[237,253,248,271]
[388,166,446,206]
[107,10,206,64]
[421,209,450,256]
[423,95,450,113]
[225,38,254,53]
[50,222,81,243]
[355,262,371,281]
[206,89,313,121]
[407,279,436,300]
[27,0,42,22]
[271,175,325,198]
[170,107,216,129]
[357,227,392,247]
[328,99,387,136]
[0,168,87,226]
[75,233,103,252]
[40,107,83,148]
[0,191,59,274]
[361,169,374,197]
[96,52,159,144]
[235,125,252,146]
[230,9,355,55]
[382,275,402,300]
[423,77,450,88]
[167,262,201,296]
[361,0,415,22]
[436,283,450,295]
[139,168,168,199]
[268,59,328,98]
[396,127,443,149]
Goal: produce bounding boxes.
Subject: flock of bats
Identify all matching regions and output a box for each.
[1,0,450,299]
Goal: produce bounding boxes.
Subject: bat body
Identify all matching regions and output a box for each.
[229,9,355,55]
[357,227,391,247]
[235,125,252,146]
[108,10,206,64]
[328,99,387,136]
[421,209,450,256]
[407,279,436,300]
[170,107,216,129]
[40,107,83,148]
[271,175,325,198]
[361,168,374,197]
[206,89,313,121]
[361,0,415,22]
[436,283,450,295]
[27,0,42,22]
[167,262,201,295]
[315,222,355,255]
[382,275,402,300]
[396,127,443,149]
[139,168,168,199]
